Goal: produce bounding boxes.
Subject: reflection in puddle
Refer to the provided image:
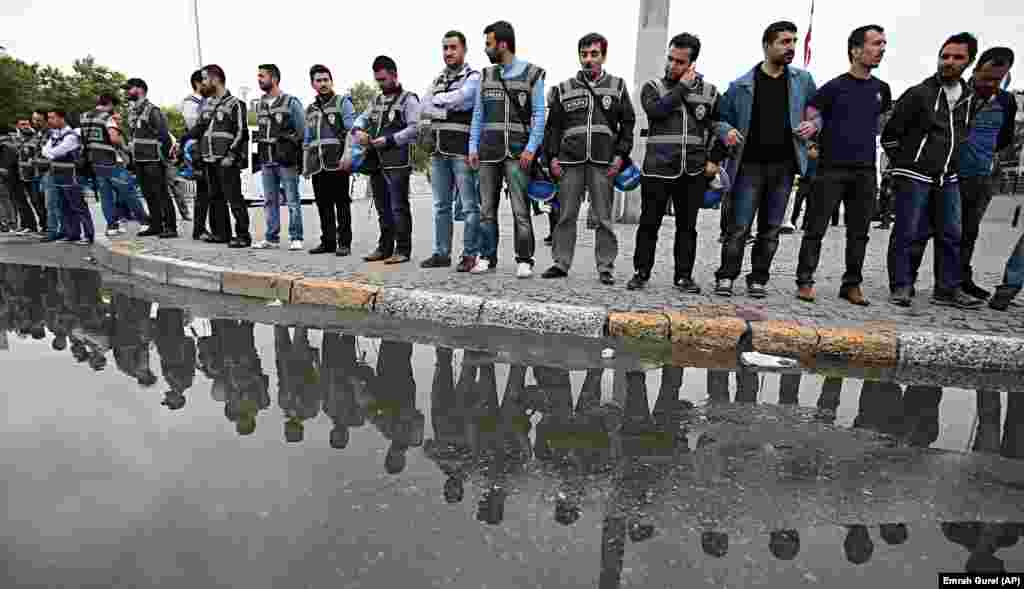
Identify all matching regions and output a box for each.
[2,262,1024,586]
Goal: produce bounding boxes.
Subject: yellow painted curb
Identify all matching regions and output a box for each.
[816,326,898,366]
[751,320,820,356]
[223,270,299,301]
[290,278,378,310]
[607,311,670,341]
[666,312,747,352]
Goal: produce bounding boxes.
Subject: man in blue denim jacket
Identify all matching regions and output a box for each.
[712,21,818,298]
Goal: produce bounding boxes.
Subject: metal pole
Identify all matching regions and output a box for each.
[192,0,203,67]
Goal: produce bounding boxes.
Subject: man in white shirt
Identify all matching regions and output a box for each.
[42,109,93,244]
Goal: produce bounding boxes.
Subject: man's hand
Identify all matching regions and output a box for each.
[796,121,818,140]
[606,156,623,178]
[519,149,535,171]
[220,156,234,168]
[354,130,370,146]
[680,64,697,84]
[724,129,743,147]
[371,136,387,149]
[467,153,480,170]
[704,160,720,178]
[550,158,563,179]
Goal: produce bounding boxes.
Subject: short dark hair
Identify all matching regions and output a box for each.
[848,25,884,63]
[484,20,516,54]
[189,69,203,91]
[202,64,226,85]
[372,55,397,74]
[309,64,332,82]
[977,46,1015,70]
[258,63,281,83]
[443,30,467,48]
[33,108,48,118]
[941,32,979,62]
[47,108,67,120]
[763,21,798,46]
[97,93,120,107]
[578,32,609,56]
[669,32,701,62]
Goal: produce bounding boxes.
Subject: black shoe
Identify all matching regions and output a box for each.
[674,277,702,294]
[158,230,179,239]
[541,266,568,279]
[364,249,392,262]
[714,279,734,297]
[137,228,161,237]
[420,255,452,268]
[309,244,336,254]
[228,238,251,249]
[203,235,229,244]
[39,236,58,243]
[932,289,984,309]
[543,235,553,246]
[989,288,1018,311]
[626,274,648,291]
[962,281,991,300]
[336,246,351,257]
[747,283,767,299]
[193,232,212,241]
[599,272,615,285]
[889,287,913,307]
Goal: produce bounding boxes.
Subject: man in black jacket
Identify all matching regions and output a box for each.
[881,32,983,309]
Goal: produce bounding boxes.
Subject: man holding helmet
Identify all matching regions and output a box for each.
[542,33,636,285]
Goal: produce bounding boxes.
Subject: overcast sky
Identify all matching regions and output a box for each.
[2,0,1021,110]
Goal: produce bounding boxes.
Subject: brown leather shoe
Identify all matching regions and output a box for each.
[840,286,870,306]
[796,286,816,302]
[363,249,391,262]
[456,255,477,273]
[384,254,411,265]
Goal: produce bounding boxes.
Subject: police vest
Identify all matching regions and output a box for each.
[198,94,245,162]
[367,91,416,170]
[16,132,40,181]
[553,74,626,165]
[49,129,81,185]
[79,109,117,166]
[0,134,16,180]
[256,93,300,167]
[641,77,718,179]
[128,100,164,163]
[303,94,352,177]
[478,63,545,163]
[427,67,478,157]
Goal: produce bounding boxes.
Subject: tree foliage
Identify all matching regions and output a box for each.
[345,80,429,174]
[0,54,127,127]
[163,106,186,140]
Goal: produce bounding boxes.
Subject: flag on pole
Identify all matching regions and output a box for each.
[803,0,815,69]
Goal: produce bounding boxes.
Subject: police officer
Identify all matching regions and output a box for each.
[175,65,251,248]
[80,93,139,237]
[123,78,177,238]
[42,108,93,244]
[251,63,305,251]
[542,33,636,285]
[303,64,356,256]
[17,111,51,239]
[353,56,421,264]
[626,33,736,293]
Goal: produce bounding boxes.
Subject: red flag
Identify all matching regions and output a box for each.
[803,0,815,68]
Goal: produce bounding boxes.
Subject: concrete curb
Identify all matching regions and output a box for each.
[92,238,1024,371]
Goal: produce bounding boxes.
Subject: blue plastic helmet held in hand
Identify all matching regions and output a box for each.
[614,163,641,192]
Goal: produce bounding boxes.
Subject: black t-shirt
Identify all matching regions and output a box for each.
[809,73,892,168]
[744,66,794,164]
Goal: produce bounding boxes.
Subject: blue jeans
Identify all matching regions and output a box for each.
[260,164,302,242]
[54,181,94,241]
[1002,232,1024,291]
[715,161,795,284]
[430,156,481,257]
[96,166,148,227]
[889,177,962,292]
[42,175,65,240]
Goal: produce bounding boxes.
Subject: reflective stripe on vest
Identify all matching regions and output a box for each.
[554,75,625,165]
[429,68,477,157]
[641,78,718,179]
[256,94,293,162]
[369,91,414,170]
[478,64,545,163]
[304,94,349,176]
[129,101,163,163]
[80,110,117,166]
[200,95,242,161]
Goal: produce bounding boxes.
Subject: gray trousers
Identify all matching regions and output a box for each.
[553,164,617,273]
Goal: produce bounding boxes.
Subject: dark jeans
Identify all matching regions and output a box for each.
[716,160,796,285]
[207,163,248,241]
[888,176,962,292]
[796,167,876,288]
[790,176,814,228]
[633,173,708,281]
[958,175,993,283]
[192,167,211,238]
[137,162,176,233]
[370,168,411,256]
[58,183,94,241]
[312,170,352,248]
[12,179,39,231]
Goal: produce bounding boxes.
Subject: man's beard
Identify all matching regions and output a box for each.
[259,82,272,92]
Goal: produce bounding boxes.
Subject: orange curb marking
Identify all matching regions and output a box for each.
[290,278,378,310]
[607,311,670,341]
[223,270,301,301]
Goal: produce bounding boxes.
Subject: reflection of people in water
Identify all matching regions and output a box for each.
[423,347,479,503]
[843,524,873,564]
[215,320,270,436]
[972,389,1024,459]
[943,521,1020,573]
[321,332,372,450]
[367,340,423,475]
[854,381,905,437]
[701,531,729,558]
[816,377,842,422]
[879,523,908,545]
[769,529,800,560]
[153,307,196,410]
[707,368,759,404]
[110,293,157,387]
[275,326,322,443]
[901,385,942,447]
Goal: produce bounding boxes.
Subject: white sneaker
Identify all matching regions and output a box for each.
[289,240,303,251]
[251,240,279,250]
[779,222,796,235]
[516,262,533,279]
[469,258,491,274]
[117,227,128,235]
[105,228,120,237]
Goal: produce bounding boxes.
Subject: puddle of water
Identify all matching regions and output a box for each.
[2,262,1024,588]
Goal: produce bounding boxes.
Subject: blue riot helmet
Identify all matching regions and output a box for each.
[614,162,641,191]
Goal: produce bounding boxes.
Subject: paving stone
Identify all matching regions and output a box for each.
[166,259,223,292]
[291,278,378,310]
[817,326,898,366]
[129,254,172,284]
[666,312,747,352]
[223,270,298,301]
[751,320,820,357]
[899,331,1024,372]
[375,287,484,327]
[479,298,607,338]
[607,311,670,342]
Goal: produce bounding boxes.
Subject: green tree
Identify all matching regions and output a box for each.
[0,56,40,126]
[347,81,379,115]
[0,54,127,127]
[163,106,186,139]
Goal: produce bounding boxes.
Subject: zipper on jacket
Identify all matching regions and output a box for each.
[586,80,593,162]
[940,90,958,185]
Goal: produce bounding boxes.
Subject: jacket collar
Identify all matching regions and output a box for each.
[736,62,798,88]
